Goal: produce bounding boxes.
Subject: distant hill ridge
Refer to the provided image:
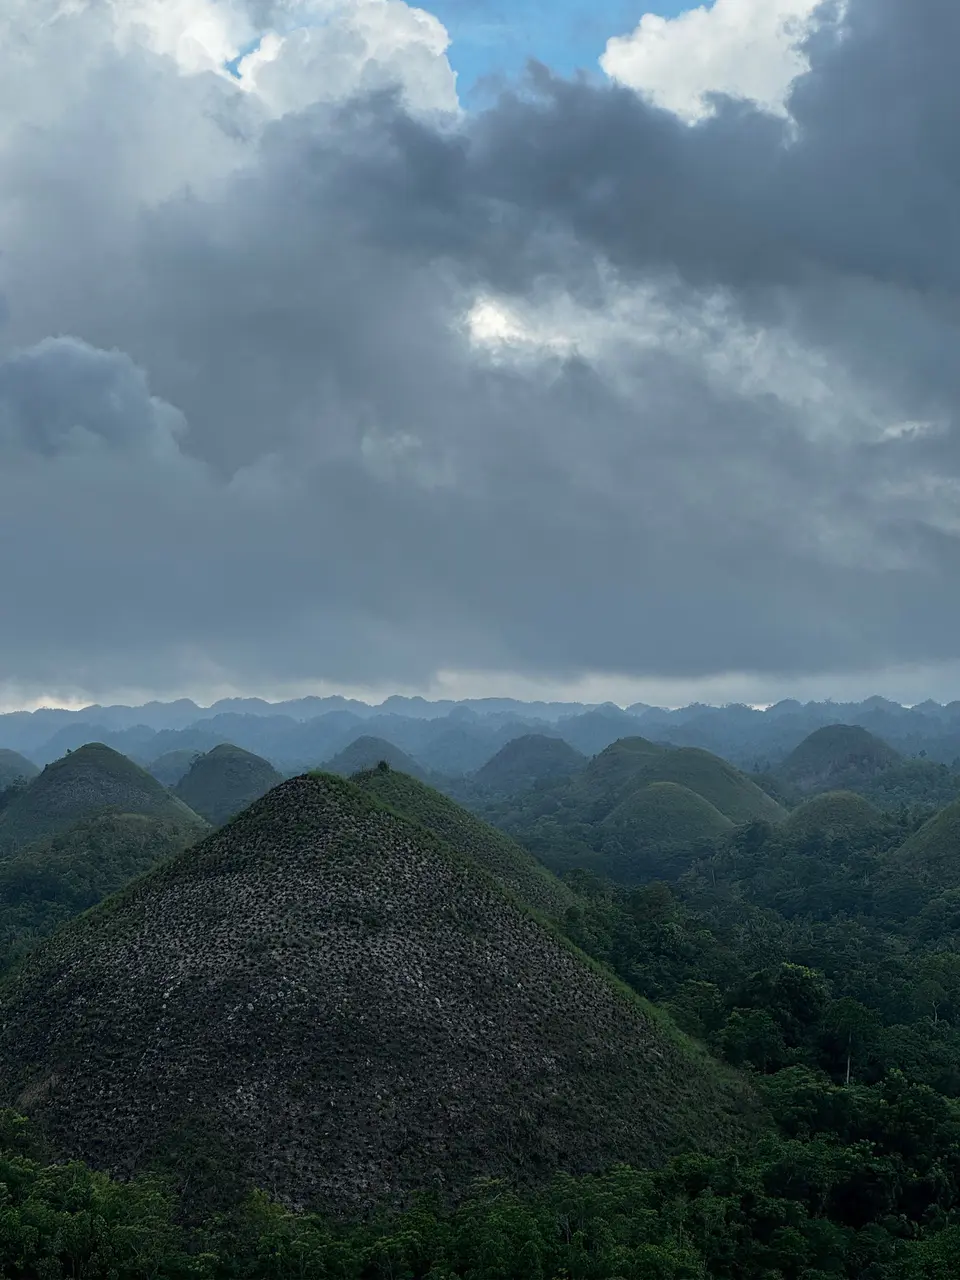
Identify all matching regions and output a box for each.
[0,743,205,854]
[174,743,284,827]
[0,772,758,1216]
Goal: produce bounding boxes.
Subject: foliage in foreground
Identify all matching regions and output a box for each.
[4,1062,960,1280]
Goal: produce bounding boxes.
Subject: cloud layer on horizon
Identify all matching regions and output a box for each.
[2,0,960,704]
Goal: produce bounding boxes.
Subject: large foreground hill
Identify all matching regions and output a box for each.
[0,772,756,1215]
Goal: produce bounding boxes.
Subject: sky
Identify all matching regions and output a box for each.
[4,0,960,710]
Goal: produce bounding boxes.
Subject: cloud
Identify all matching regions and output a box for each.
[1,0,960,702]
[600,0,826,123]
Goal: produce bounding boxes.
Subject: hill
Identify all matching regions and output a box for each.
[352,765,576,920]
[324,735,428,780]
[473,734,586,793]
[786,791,883,840]
[885,800,960,889]
[0,749,39,790]
[602,782,734,862]
[635,747,786,825]
[147,749,198,787]
[0,773,757,1216]
[0,743,205,854]
[0,811,204,972]
[780,725,902,794]
[173,744,284,827]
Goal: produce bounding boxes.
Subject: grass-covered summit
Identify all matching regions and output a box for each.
[786,790,883,839]
[0,743,204,854]
[352,765,576,920]
[780,725,901,794]
[0,772,757,1216]
[174,743,284,827]
[473,734,586,793]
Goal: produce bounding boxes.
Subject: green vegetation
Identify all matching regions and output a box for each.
[885,800,960,890]
[480,737,785,883]
[0,811,205,972]
[353,764,578,920]
[174,743,284,827]
[786,790,883,839]
[324,734,428,779]
[0,772,756,1218]
[473,733,586,793]
[0,743,204,854]
[599,782,734,880]
[0,748,39,790]
[779,724,902,794]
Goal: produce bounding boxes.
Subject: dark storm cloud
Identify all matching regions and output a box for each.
[1,0,959,699]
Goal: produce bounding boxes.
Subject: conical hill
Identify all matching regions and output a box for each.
[325,734,428,780]
[0,743,204,854]
[0,773,757,1216]
[352,765,576,919]
[474,734,586,793]
[0,748,39,790]
[174,743,284,827]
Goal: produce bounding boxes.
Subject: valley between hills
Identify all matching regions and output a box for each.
[2,699,960,1276]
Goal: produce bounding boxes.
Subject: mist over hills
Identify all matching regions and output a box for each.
[7,695,960,783]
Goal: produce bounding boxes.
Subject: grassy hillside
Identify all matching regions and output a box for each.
[147,749,198,787]
[353,765,576,920]
[885,800,960,888]
[473,733,586,793]
[0,749,39,790]
[481,737,784,883]
[324,735,428,780]
[0,772,757,1216]
[786,790,883,840]
[780,724,902,794]
[174,743,283,827]
[636,747,786,825]
[604,781,734,846]
[0,743,205,854]
[0,811,205,972]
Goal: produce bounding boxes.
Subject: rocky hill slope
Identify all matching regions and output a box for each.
[0,772,757,1216]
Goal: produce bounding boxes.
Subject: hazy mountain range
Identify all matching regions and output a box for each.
[6,694,960,775]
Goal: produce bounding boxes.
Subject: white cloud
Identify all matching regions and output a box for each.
[601,0,824,123]
[235,2,458,117]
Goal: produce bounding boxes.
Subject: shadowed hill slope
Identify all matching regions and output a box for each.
[174,744,284,827]
[0,773,758,1216]
[0,743,205,854]
[474,734,586,793]
[352,766,576,920]
[0,749,39,790]
[786,791,883,840]
[0,811,205,972]
[325,735,428,780]
[780,725,902,794]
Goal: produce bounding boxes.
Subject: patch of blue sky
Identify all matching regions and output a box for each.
[424,1,695,103]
